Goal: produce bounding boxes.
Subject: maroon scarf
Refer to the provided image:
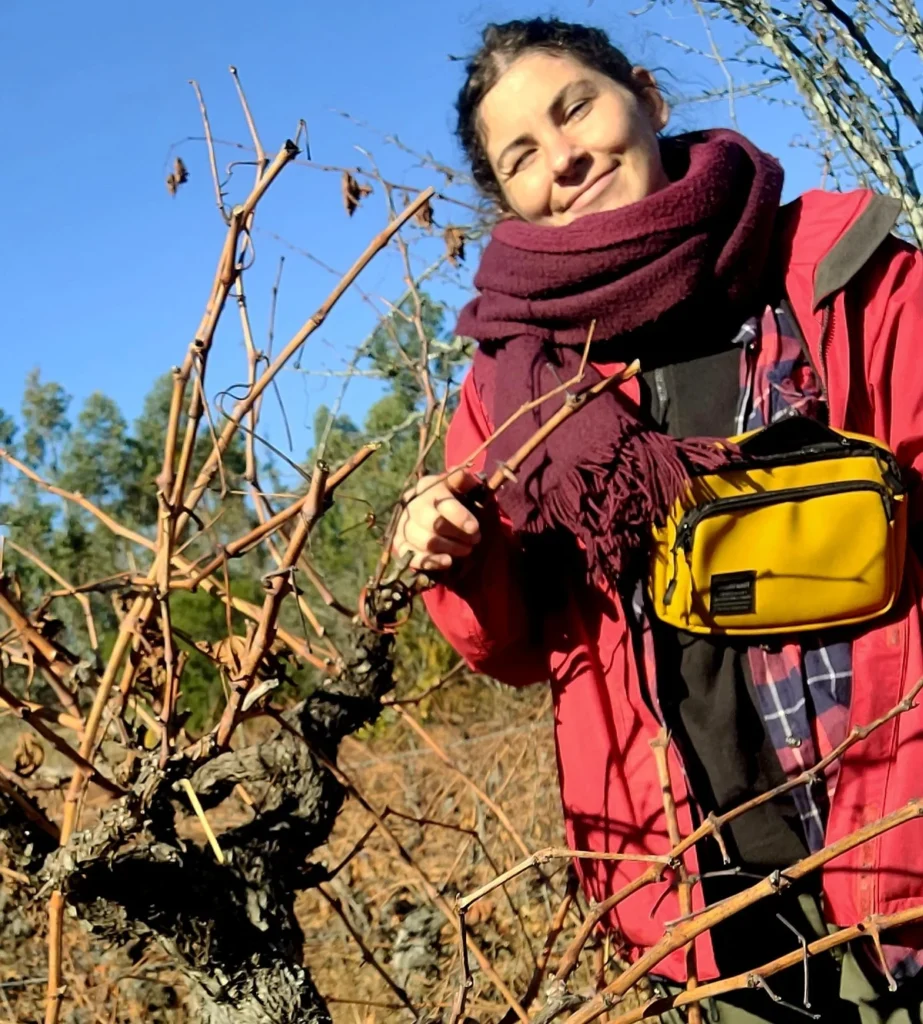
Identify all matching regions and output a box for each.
[456,130,784,585]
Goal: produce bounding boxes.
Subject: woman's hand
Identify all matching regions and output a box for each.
[393,470,483,572]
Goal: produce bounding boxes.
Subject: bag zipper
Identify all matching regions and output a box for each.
[663,479,896,606]
[721,439,903,482]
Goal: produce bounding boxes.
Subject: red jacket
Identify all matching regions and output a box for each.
[424,190,923,981]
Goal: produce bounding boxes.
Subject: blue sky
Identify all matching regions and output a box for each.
[1,0,823,459]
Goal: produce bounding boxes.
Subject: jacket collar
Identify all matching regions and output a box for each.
[812,194,901,309]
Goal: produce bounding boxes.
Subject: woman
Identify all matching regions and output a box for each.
[396,18,923,1022]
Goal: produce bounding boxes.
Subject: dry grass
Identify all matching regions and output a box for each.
[0,677,618,1023]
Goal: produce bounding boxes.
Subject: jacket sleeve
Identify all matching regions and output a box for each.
[421,369,549,685]
[858,235,923,528]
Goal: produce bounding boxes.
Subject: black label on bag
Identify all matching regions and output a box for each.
[710,571,756,615]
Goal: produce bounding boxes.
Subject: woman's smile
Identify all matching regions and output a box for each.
[563,163,620,214]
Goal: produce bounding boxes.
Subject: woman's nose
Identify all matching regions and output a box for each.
[547,135,580,178]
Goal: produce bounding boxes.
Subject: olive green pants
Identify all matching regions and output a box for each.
[650,897,923,1024]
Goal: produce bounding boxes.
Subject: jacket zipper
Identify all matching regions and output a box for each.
[819,304,833,402]
[735,331,758,433]
[663,479,895,606]
[653,366,669,426]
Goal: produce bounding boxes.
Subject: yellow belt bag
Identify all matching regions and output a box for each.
[649,417,907,635]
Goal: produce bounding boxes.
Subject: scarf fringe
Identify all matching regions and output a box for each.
[535,427,728,584]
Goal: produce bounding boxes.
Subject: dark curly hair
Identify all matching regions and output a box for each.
[455,18,640,203]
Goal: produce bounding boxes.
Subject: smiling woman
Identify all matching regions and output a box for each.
[469,49,668,225]
[395,15,923,1024]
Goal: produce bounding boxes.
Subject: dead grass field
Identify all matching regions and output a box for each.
[0,677,627,1024]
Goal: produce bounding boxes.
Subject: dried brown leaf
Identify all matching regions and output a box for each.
[465,897,495,926]
[208,634,249,674]
[166,157,189,198]
[443,226,466,265]
[341,171,373,217]
[13,732,44,778]
[115,748,141,786]
[414,197,434,230]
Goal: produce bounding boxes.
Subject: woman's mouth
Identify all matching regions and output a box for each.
[567,165,619,213]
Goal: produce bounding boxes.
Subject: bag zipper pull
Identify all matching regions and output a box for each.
[881,489,895,522]
[663,522,693,607]
[874,452,904,498]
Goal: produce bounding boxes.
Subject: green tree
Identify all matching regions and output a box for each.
[1,370,260,729]
[305,293,471,696]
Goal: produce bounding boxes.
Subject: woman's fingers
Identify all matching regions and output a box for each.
[393,472,484,571]
[428,493,481,542]
[433,512,480,544]
[392,532,454,572]
[409,550,453,572]
[414,484,480,536]
[401,519,477,559]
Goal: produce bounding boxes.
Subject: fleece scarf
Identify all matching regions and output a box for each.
[456,129,784,583]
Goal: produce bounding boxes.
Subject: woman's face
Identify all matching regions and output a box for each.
[479,51,670,227]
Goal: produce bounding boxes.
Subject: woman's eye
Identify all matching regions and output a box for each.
[565,99,590,121]
[510,149,537,175]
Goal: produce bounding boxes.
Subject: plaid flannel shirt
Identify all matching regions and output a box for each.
[738,304,852,856]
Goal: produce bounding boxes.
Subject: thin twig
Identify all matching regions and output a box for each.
[554,675,923,986]
[0,774,60,841]
[394,705,537,861]
[175,189,435,539]
[612,905,923,1024]
[499,870,581,1024]
[182,444,379,589]
[0,694,81,733]
[44,890,65,1024]
[459,849,671,913]
[0,449,151,550]
[165,137,300,532]
[447,905,472,1024]
[248,482,341,659]
[486,362,640,493]
[319,885,419,1018]
[650,731,701,1024]
[214,461,328,749]
[0,679,121,797]
[229,65,267,180]
[563,799,923,1024]
[189,80,228,222]
[383,660,467,705]
[7,540,99,652]
[179,778,225,863]
[680,675,923,867]
[447,321,599,485]
[0,580,83,731]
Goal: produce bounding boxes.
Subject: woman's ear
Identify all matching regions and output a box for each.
[631,66,670,132]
